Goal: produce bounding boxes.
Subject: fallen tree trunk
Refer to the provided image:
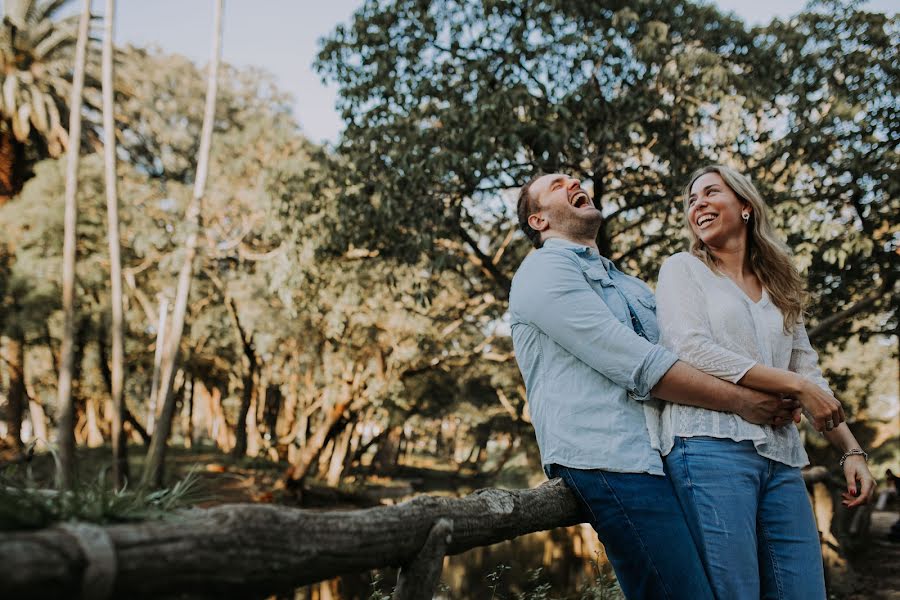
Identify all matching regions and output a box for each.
[0,479,582,599]
[0,467,836,599]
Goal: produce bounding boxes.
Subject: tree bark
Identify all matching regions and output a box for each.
[281,397,352,485]
[373,425,403,473]
[54,0,92,490]
[101,0,128,489]
[325,424,353,487]
[0,127,28,205]
[142,0,223,488]
[0,479,582,599]
[2,334,25,451]
[146,295,169,436]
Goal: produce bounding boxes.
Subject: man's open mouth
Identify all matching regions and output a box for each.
[696,213,718,228]
[568,190,591,208]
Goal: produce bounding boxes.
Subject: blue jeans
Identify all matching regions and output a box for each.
[664,437,826,600]
[547,464,715,599]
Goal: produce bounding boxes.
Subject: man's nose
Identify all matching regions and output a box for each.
[566,178,581,191]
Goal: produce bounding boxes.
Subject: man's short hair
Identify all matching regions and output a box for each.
[517,173,544,249]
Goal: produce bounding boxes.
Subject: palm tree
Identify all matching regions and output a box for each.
[142,0,224,489]
[54,0,90,491]
[0,0,101,205]
[102,0,127,489]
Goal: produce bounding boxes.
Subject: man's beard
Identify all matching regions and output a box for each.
[558,209,603,240]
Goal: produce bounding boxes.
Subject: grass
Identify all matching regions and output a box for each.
[0,444,209,531]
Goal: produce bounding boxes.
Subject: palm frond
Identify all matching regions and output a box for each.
[35,0,73,24]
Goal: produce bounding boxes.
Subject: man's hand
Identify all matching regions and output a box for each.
[734,390,800,427]
[796,379,845,432]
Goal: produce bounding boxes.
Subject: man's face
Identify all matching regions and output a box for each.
[528,173,602,241]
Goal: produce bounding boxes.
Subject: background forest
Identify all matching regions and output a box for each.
[0,0,896,597]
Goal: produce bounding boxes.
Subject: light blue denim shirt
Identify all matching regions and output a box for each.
[509,238,679,475]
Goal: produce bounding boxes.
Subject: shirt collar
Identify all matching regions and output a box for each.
[542,237,615,269]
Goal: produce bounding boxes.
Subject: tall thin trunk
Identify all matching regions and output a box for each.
[55,0,92,490]
[142,0,224,488]
[147,294,169,435]
[102,0,127,489]
[2,334,25,451]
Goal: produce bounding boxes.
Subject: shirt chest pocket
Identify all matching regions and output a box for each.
[581,265,629,325]
[633,294,661,342]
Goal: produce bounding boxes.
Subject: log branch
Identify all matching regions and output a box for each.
[0,479,581,599]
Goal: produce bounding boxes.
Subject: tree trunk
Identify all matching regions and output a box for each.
[373,425,403,473]
[54,0,92,490]
[232,366,257,459]
[101,0,128,489]
[0,479,582,599]
[281,396,352,485]
[84,397,104,448]
[146,294,168,436]
[224,287,260,459]
[27,396,48,449]
[0,127,28,205]
[2,334,25,451]
[182,375,194,448]
[325,425,353,486]
[142,0,223,488]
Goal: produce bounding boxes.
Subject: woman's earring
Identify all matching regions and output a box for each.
[742,211,750,223]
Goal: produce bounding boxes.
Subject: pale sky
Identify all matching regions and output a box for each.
[101,0,898,146]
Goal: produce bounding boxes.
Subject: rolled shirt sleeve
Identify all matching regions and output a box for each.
[789,318,833,394]
[511,249,678,400]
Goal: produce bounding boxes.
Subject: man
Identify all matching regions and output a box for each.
[509,173,799,599]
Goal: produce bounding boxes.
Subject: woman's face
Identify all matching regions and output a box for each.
[687,172,750,248]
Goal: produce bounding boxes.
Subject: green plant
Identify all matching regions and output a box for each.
[578,554,623,600]
[367,570,392,600]
[0,460,208,531]
[486,563,512,600]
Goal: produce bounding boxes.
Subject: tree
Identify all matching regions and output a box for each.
[101,0,127,488]
[316,0,897,349]
[752,3,898,346]
[54,0,90,491]
[0,0,102,204]
[142,0,224,489]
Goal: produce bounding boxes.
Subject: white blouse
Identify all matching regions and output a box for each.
[644,252,831,467]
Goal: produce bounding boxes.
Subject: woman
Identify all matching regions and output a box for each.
[645,165,876,599]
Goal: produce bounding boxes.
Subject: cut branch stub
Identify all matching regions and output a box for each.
[394,518,453,600]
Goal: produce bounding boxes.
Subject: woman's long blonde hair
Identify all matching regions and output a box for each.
[683,165,805,332]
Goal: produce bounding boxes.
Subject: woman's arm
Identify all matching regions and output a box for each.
[823,423,877,507]
[789,319,875,506]
[735,363,844,432]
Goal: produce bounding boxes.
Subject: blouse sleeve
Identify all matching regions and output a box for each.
[788,318,833,394]
[656,254,757,383]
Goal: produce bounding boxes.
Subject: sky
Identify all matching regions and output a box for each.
[105,0,898,146]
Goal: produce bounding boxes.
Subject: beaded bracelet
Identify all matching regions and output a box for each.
[839,448,868,467]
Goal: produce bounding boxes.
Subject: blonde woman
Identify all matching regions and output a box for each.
[646,165,876,598]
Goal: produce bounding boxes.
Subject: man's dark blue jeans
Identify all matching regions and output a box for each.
[547,464,715,599]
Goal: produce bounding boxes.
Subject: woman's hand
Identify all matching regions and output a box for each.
[795,378,845,432]
[841,455,876,508]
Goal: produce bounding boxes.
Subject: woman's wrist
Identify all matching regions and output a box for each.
[839,448,867,467]
[785,371,807,396]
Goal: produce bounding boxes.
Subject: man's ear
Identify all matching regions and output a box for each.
[528,212,548,232]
